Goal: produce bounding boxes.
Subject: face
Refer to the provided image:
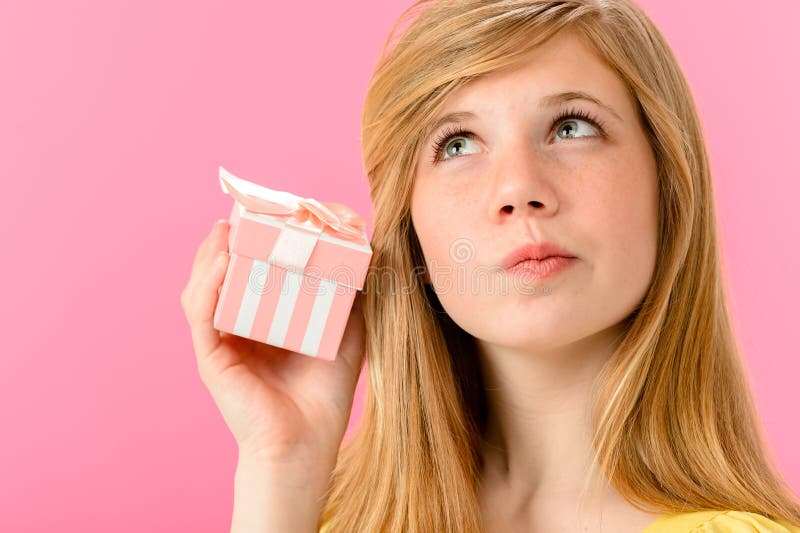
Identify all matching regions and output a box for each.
[410,29,659,352]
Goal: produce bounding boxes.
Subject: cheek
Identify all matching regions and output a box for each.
[411,181,477,267]
[585,152,659,288]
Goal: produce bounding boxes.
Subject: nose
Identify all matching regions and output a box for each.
[488,143,559,223]
[499,199,545,215]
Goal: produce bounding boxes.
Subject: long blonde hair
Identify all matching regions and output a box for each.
[319,1,800,530]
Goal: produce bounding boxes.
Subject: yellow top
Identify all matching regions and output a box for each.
[320,510,800,532]
[641,510,800,532]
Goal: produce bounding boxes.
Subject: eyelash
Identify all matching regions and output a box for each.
[429,106,607,165]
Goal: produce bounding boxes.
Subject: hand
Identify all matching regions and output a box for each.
[180,219,367,466]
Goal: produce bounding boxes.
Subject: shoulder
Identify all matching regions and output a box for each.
[642,510,800,533]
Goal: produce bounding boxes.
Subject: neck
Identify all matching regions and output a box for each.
[476,322,624,499]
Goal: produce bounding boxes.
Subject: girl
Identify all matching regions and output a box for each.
[181,0,800,531]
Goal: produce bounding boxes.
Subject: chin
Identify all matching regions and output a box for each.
[457,309,582,352]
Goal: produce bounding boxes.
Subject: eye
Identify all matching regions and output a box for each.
[551,106,606,142]
[554,118,596,139]
[430,124,480,164]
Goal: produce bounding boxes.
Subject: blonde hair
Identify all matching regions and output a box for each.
[319,1,800,530]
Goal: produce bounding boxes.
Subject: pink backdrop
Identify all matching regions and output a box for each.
[1,1,797,530]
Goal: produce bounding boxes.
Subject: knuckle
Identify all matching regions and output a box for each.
[180,286,192,312]
[196,363,212,388]
[195,361,205,380]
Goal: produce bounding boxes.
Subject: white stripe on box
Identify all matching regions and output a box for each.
[234,259,268,338]
[300,278,338,357]
[266,270,304,346]
[239,206,372,253]
[269,222,321,271]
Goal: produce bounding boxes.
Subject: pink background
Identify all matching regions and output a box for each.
[1,1,798,530]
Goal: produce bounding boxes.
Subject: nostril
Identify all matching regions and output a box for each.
[501,205,514,214]
[530,200,543,208]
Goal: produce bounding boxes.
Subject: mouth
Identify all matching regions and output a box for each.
[499,241,578,281]
[499,241,577,268]
[503,256,578,280]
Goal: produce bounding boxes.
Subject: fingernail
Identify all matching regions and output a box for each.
[215,251,229,266]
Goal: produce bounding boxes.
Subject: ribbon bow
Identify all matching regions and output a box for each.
[218,166,367,243]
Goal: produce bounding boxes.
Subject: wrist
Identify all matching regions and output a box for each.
[236,451,332,492]
[232,454,332,533]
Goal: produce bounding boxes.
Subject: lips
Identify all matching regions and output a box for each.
[498,241,577,270]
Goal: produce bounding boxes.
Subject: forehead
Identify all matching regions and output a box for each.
[432,30,632,121]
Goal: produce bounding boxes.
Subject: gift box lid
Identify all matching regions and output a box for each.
[219,166,373,291]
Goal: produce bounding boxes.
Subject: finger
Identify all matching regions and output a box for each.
[188,249,231,362]
[186,220,230,296]
[192,219,230,275]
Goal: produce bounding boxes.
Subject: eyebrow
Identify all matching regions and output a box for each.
[422,90,623,142]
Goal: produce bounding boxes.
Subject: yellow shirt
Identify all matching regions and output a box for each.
[642,510,800,532]
[320,510,800,532]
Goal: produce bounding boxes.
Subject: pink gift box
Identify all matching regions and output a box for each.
[212,166,372,361]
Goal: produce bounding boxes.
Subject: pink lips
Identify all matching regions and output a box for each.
[499,241,578,281]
